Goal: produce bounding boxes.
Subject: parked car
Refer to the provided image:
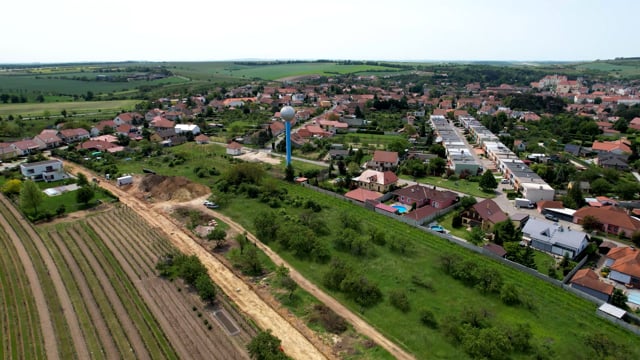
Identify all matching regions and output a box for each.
[203,200,219,209]
[544,214,558,222]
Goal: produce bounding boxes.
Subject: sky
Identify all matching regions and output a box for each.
[2,0,639,64]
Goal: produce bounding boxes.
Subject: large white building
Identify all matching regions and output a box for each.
[20,159,66,182]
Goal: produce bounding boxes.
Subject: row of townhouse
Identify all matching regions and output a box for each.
[0,127,91,159]
[429,115,481,175]
[459,116,555,202]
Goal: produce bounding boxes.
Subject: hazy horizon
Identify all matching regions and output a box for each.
[2,0,639,64]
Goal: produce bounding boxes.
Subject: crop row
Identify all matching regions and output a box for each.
[75,221,178,360]
[0,220,43,359]
[0,200,74,359]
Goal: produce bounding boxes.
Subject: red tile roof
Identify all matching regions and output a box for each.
[607,247,640,279]
[472,199,508,224]
[404,205,439,221]
[574,206,640,232]
[344,188,383,203]
[373,150,399,164]
[570,269,614,295]
[227,141,243,150]
[591,139,632,154]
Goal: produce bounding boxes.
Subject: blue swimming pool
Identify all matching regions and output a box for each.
[628,290,640,306]
[392,205,409,214]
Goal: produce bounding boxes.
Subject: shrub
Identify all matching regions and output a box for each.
[389,289,411,313]
[500,283,521,306]
[419,309,438,328]
[309,304,348,334]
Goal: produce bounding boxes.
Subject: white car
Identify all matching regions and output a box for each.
[203,201,219,209]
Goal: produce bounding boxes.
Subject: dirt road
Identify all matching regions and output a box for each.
[188,198,416,360]
[65,163,326,360]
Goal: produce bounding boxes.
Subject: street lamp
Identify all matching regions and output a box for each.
[280,105,295,166]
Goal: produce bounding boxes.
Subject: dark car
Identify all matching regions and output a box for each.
[544,214,558,222]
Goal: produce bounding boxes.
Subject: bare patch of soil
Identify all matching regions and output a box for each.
[137,174,210,202]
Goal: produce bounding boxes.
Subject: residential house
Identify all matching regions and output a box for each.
[114,112,142,126]
[368,150,399,171]
[344,188,383,203]
[78,140,121,152]
[174,124,201,135]
[34,131,62,149]
[226,141,243,156]
[0,142,18,160]
[513,140,527,152]
[522,218,589,259]
[20,159,65,182]
[570,269,615,302]
[10,139,41,156]
[574,206,640,238]
[58,128,90,143]
[150,129,186,146]
[194,134,210,144]
[90,120,116,136]
[591,139,632,155]
[392,184,458,209]
[150,116,175,131]
[596,153,629,170]
[352,169,398,193]
[461,199,508,231]
[628,117,640,131]
[604,247,640,288]
[328,149,349,160]
[563,144,585,157]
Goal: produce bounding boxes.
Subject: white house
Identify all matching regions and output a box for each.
[174,124,201,135]
[20,159,66,182]
[226,141,243,156]
[522,218,589,259]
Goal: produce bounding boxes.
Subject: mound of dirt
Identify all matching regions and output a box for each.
[138,174,210,202]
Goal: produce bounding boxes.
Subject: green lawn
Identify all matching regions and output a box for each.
[437,211,471,240]
[216,183,640,359]
[403,175,496,199]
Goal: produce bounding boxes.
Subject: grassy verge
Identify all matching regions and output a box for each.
[402,175,495,198]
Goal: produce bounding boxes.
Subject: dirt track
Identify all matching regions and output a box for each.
[185,197,416,360]
[65,163,326,360]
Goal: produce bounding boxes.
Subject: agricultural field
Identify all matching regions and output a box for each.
[0,192,254,359]
[574,61,640,78]
[166,61,403,81]
[217,182,640,359]
[0,99,140,118]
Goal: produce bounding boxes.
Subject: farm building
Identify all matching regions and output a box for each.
[226,142,243,156]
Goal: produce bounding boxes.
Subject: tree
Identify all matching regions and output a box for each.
[566,182,585,209]
[195,273,216,303]
[521,246,537,270]
[236,232,249,254]
[76,186,95,205]
[76,172,88,186]
[1,179,22,195]
[280,275,297,300]
[479,170,498,192]
[254,211,279,242]
[20,180,44,217]
[389,289,410,312]
[581,215,602,232]
[469,226,485,245]
[590,178,612,195]
[247,330,288,360]
[429,144,447,158]
[459,195,477,209]
[428,157,446,176]
[493,219,519,245]
[611,288,628,308]
[207,228,227,248]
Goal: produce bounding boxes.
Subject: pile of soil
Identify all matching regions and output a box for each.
[138,174,210,202]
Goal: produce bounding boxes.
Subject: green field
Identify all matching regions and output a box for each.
[575,61,640,77]
[166,61,403,81]
[0,99,140,117]
[0,74,188,96]
[215,182,640,359]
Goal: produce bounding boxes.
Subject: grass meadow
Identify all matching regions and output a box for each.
[0,100,140,118]
[216,181,640,359]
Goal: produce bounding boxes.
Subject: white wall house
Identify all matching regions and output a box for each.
[20,159,66,182]
[174,124,201,135]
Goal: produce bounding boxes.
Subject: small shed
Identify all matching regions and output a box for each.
[226,141,243,156]
[597,303,626,320]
